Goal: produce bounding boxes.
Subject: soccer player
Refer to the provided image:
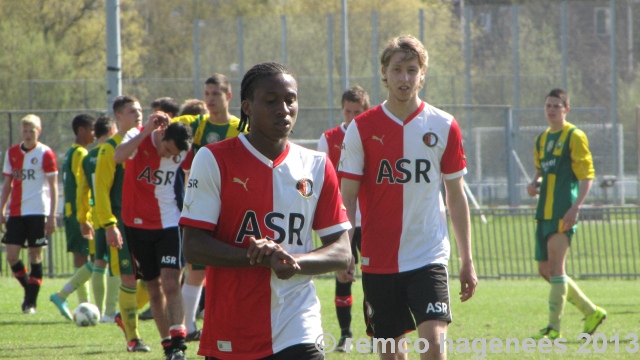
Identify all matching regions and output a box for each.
[180,62,351,360]
[114,116,193,360]
[77,115,121,322]
[178,98,208,117]
[50,114,95,320]
[151,97,180,118]
[338,35,478,359]
[94,95,150,352]
[172,73,246,341]
[527,88,606,340]
[1,114,58,314]
[317,85,370,352]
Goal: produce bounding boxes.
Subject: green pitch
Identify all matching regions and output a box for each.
[0,277,637,359]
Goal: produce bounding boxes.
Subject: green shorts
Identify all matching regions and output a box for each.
[64,215,90,256]
[94,227,108,262]
[534,219,576,261]
[107,211,135,276]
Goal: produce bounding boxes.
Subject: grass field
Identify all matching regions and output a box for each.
[1,277,638,359]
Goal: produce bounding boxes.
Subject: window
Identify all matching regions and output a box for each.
[594,7,610,36]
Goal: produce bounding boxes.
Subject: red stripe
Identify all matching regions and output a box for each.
[335,295,353,307]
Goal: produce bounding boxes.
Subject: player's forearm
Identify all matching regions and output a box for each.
[182,226,260,267]
[47,175,58,218]
[113,130,148,163]
[292,231,351,275]
[0,179,12,214]
[446,180,473,263]
[573,178,593,209]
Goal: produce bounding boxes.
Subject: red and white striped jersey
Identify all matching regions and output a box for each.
[317,123,362,227]
[122,135,187,229]
[339,101,467,274]
[2,142,58,216]
[179,134,350,360]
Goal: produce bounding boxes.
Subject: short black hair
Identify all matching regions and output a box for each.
[238,62,295,132]
[93,115,114,138]
[72,114,95,135]
[341,85,370,110]
[162,122,193,152]
[205,73,231,93]
[546,88,570,108]
[151,97,180,117]
[113,95,139,114]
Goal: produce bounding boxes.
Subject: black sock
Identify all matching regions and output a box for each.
[25,263,43,307]
[11,260,28,288]
[335,279,353,337]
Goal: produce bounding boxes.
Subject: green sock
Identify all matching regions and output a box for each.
[92,266,107,314]
[59,263,93,301]
[119,284,139,342]
[76,263,93,303]
[105,275,121,317]
[549,275,568,332]
[566,277,597,316]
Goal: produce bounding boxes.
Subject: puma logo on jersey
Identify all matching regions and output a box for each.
[372,135,384,145]
[233,177,249,191]
[184,200,194,213]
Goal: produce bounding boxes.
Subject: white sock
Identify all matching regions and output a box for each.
[182,284,202,333]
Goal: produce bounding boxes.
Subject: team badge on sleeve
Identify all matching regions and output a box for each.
[296,178,313,198]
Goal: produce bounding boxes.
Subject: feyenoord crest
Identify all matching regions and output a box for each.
[31,157,38,165]
[423,132,438,147]
[296,178,313,198]
[172,154,182,164]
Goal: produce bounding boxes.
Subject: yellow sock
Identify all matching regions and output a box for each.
[119,284,139,342]
[566,277,597,316]
[136,280,150,310]
[105,275,121,317]
[91,267,107,314]
[549,275,568,331]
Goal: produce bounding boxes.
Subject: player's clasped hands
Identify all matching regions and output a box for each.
[247,236,301,280]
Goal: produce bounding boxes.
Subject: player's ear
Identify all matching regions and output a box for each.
[241,99,252,118]
[226,91,232,102]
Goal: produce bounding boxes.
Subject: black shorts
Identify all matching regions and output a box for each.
[125,226,185,281]
[2,215,47,248]
[362,264,451,339]
[206,343,323,360]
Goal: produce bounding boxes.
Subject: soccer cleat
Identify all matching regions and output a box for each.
[127,338,151,352]
[168,349,187,360]
[139,307,154,320]
[532,326,562,340]
[49,293,73,320]
[23,306,36,315]
[185,329,201,342]
[115,313,127,339]
[583,307,607,335]
[100,313,116,323]
[336,335,352,352]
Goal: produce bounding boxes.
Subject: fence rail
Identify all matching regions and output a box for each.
[1,207,638,279]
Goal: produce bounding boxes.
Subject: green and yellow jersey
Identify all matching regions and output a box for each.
[62,144,88,219]
[94,134,125,228]
[534,121,595,220]
[173,113,246,150]
[77,144,101,228]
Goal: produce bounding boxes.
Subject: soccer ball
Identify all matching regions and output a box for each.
[73,303,100,327]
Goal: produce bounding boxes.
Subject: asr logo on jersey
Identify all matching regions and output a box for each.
[296,178,313,198]
[12,169,36,181]
[376,159,431,184]
[235,211,305,246]
[137,167,176,185]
